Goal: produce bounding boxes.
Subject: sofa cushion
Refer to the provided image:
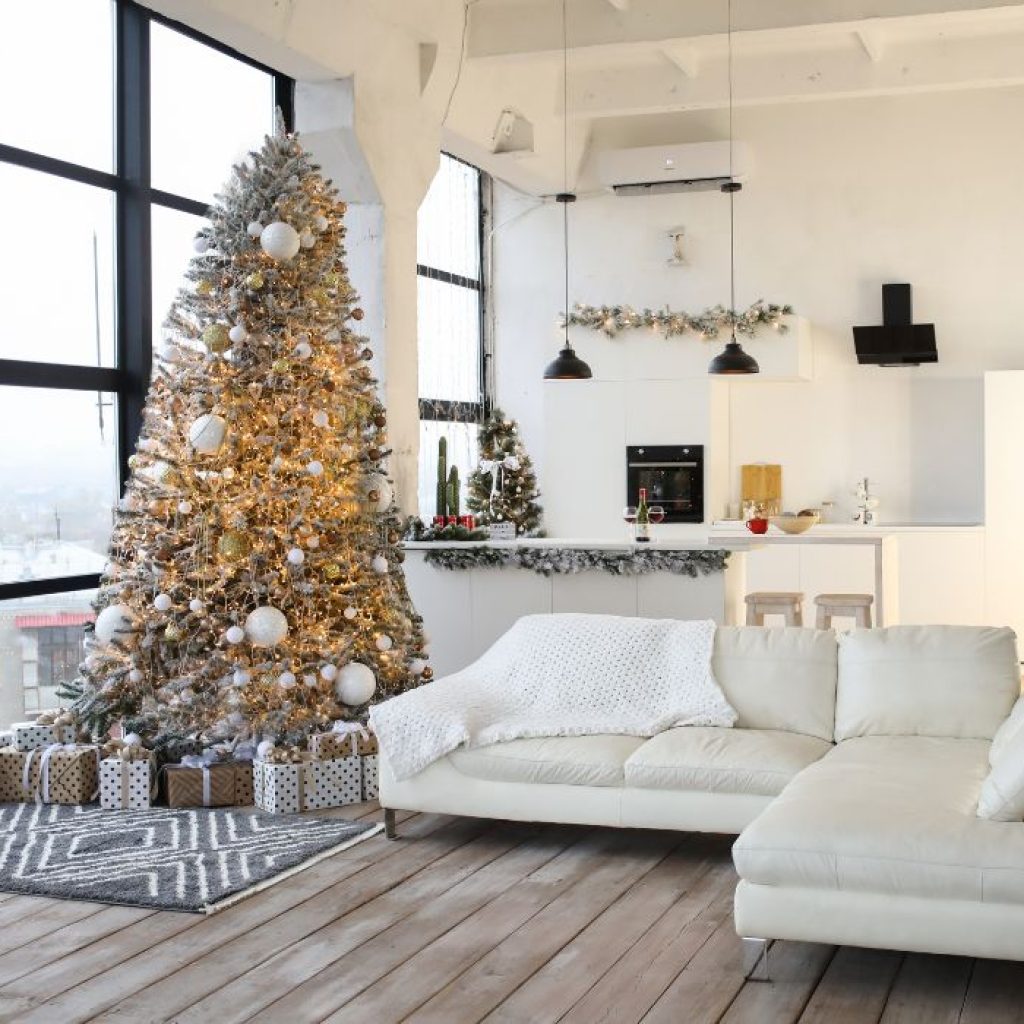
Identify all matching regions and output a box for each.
[835,626,1020,742]
[448,735,645,787]
[712,627,837,742]
[990,694,1024,766]
[624,727,832,797]
[979,724,1024,821]
[733,735,1024,905]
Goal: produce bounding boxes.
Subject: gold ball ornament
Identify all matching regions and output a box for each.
[164,622,184,642]
[421,666,434,681]
[196,279,214,296]
[351,308,365,321]
[323,563,341,580]
[245,271,265,290]
[202,324,230,353]
[217,531,250,559]
[272,359,290,374]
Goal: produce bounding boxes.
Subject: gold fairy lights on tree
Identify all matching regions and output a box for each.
[68,117,431,750]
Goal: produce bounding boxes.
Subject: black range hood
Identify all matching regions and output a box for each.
[853,283,937,366]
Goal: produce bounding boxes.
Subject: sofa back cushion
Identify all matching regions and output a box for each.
[712,627,837,741]
[835,625,1020,742]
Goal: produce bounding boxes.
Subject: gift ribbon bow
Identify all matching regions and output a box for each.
[179,754,217,806]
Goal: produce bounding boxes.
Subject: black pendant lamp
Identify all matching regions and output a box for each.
[709,0,758,375]
[544,0,592,380]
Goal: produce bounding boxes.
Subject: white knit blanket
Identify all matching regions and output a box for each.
[370,614,736,781]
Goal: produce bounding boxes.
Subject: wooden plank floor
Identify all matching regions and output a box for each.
[0,806,1019,1023]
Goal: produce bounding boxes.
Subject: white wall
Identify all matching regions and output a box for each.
[493,86,1024,530]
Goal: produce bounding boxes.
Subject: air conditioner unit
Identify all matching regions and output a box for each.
[593,141,751,196]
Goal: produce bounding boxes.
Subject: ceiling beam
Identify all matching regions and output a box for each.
[661,42,700,78]
[855,25,886,62]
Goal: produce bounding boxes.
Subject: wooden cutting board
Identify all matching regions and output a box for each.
[741,464,782,514]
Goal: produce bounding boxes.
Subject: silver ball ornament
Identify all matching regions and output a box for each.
[260,221,300,261]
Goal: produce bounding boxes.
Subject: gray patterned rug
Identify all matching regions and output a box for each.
[0,803,381,914]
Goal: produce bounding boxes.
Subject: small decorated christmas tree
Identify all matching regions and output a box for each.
[67,117,431,752]
[466,409,543,536]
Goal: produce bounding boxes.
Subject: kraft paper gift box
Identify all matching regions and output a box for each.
[25,745,100,805]
[0,748,30,802]
[100,756,155,810]
[163,761,236,808]
[254,757,362,814]
[233,761,254,805]
[12,722,76,752]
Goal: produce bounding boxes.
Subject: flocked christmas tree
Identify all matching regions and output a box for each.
[466,409,543,536]
[67,117,431,752]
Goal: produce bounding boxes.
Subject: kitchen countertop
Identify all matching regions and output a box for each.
[708,521,983,540]
[403,537,746,551]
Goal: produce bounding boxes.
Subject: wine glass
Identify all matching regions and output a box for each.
[648,505,666,525]
[622,506,637,541]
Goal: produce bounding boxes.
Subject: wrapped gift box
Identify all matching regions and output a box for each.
[254,756,363,814]
[0,748,30,802]
[100,756,154,810]
[164,762,236,808]
[234,761,254,805]
[362,753,379,801]
[12,722,76,752]
[24,745,99,804]
[309,726,378,760]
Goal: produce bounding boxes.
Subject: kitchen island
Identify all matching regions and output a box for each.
[403,538,749,677]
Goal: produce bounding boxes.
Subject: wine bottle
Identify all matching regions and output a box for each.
[636,487,651,543]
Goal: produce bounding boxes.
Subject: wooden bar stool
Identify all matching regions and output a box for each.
[814,593,873,629]
[745,592,804,627]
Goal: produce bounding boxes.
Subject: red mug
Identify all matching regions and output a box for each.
[745,517,769,535]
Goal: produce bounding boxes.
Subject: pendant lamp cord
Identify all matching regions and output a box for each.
[726,0,737,337]
[562,0,571,345]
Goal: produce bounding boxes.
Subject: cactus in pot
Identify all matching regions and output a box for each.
[447,465,461,519]
[436,436,448,519]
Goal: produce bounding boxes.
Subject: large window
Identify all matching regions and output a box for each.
[0,0,292,723]
[416,154,489,518]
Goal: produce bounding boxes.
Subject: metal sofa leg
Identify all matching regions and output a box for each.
[742,937,771,982]
[384,808,398,840]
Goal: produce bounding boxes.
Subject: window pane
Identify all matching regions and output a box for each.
[417,155,480,280]
[152,204,205,352]
[0,388,115,585]
[418,420,479,522]
[151,23,275,203]
[0,1,114,170]
[0,165,115,367]
[0,590,95,728]
[417,278,481,402]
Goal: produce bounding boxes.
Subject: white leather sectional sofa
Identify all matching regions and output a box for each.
[379,624,1024,963]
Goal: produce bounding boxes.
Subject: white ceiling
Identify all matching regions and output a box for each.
[142,0,1024,195]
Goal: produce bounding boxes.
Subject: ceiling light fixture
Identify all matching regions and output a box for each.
[709,0,759,376]
[544,0,592,381]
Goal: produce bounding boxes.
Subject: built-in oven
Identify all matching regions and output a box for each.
[626,445,704,523]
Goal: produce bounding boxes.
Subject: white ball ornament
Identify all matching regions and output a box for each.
[228,324,248,344]
[225,625,246,645]
[95,604,134,643]
[188,413,227,454]
[320,664,338,682]
[306,460,324,477]
[177,500,193,514]
[153,593,172,612]
[256,739,276,759]
[123,732,142,747]
[260,221,300,261]
[193,235,210,253]
[246,220,263,238]
[312,410,329,428]
[372,555,389,574]
[314,214,329,232]
[375,634,394,652]
[409,658,427,676]
[233,669,251,686]
[278,670,296,688]
[294,341,313,360]
[244,606,288,647]
[299,229,316,249]
[128,668,144,684]
[335,662,377,706]
[287,547,305,565]
[189,598,205,614]
[364,473,393,512]
[343,606,358,620]
[303,673,318,688]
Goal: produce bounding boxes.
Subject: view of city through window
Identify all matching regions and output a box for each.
[0,0,280,728]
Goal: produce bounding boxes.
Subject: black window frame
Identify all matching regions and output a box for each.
[0,0,293,603]
[417,152,490,427]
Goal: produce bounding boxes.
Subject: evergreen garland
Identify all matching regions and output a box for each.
[422,546,730,577]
